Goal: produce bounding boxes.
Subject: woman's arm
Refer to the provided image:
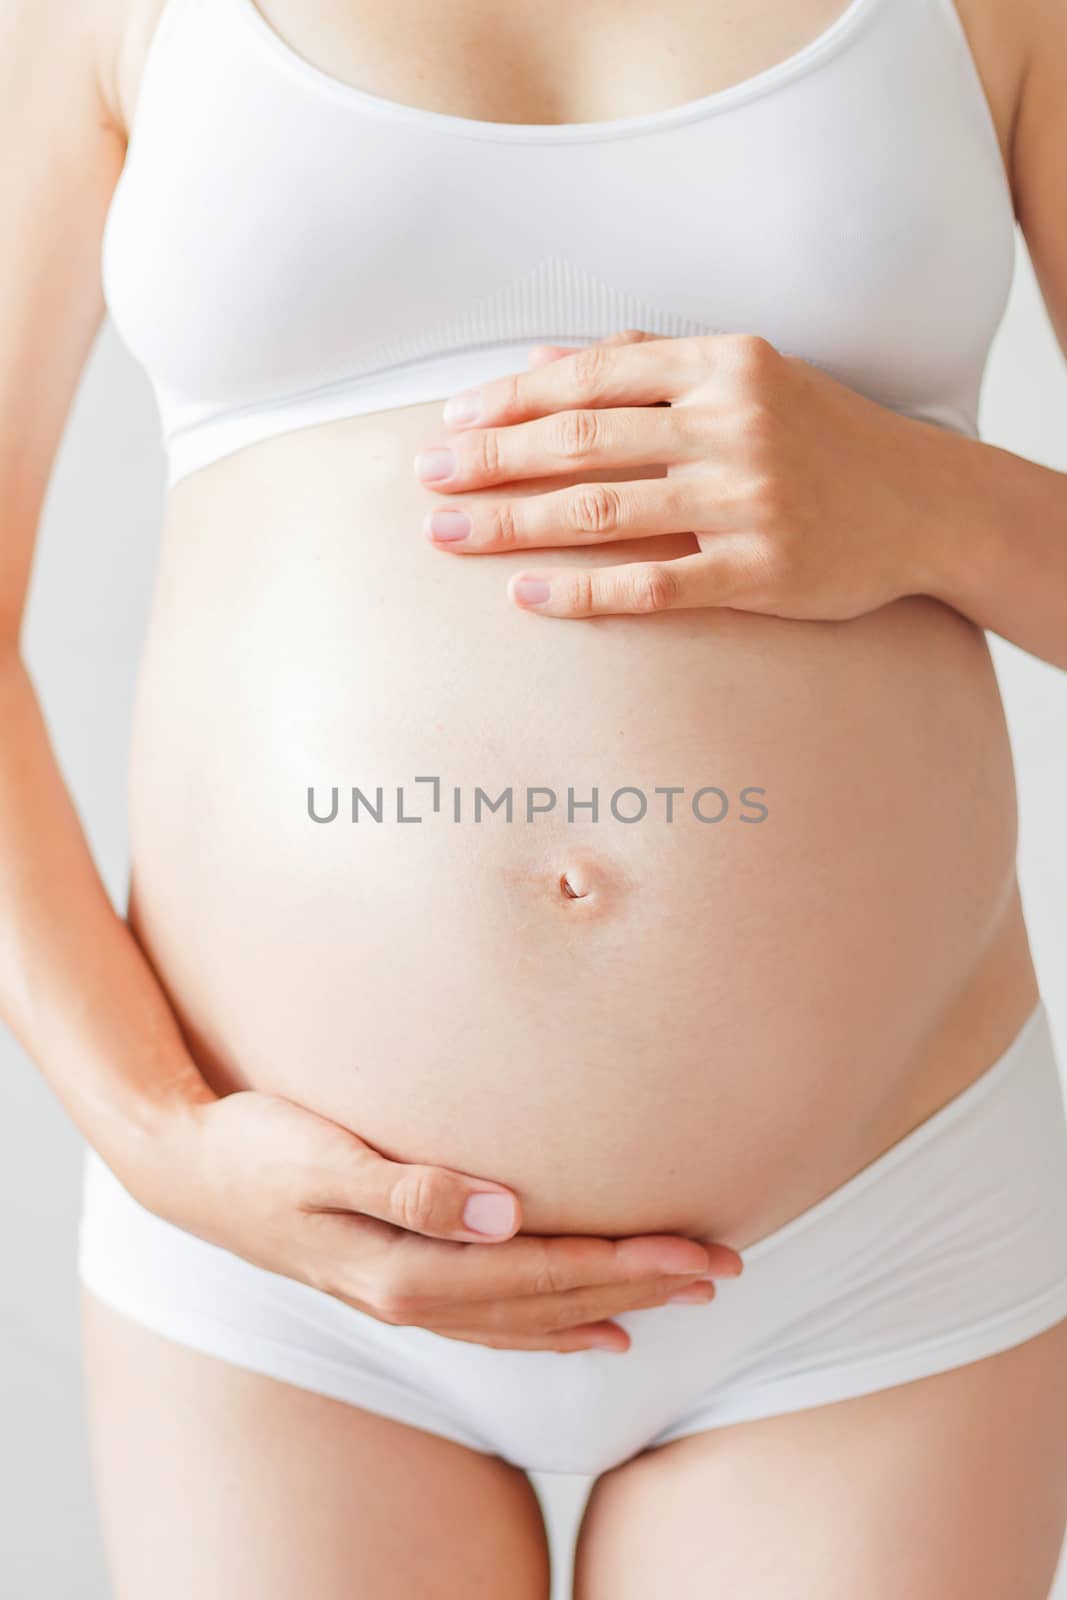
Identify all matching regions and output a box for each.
[917,431,1067,674]
[0,0,734,1350]
[0,0,214,1172]
[921,0,1067,671]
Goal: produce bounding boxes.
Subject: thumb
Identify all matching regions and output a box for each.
[313,1127,523,1243]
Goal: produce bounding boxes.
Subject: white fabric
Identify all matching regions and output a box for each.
[100,0,1016,485]
[79,1004,1067,1476]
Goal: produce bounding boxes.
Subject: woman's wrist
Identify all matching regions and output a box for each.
[76,1050,216,1189]
[907,428,1004,611]
[907,428,1067,668]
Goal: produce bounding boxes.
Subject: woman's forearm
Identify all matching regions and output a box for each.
[919,428,1067,671]
[0,645,216,1183]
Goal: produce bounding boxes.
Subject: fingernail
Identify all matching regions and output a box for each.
[512,577,552,608]
[667,1283,716,1305]
[414,447,456,482]
[587,1331,626,1351]
[426,509,471,542]
[462,1191,517,1236]
[442,390,482,427]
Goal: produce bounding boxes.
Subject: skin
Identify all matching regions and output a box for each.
[2,0,1066,1593]
[0,0,742,1360]
[421,328,1067,665]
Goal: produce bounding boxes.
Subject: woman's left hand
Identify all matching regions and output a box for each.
[414,330,955,621]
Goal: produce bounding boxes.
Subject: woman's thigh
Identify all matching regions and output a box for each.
[81,1290,551,1600]
[574,1317,1067,1600]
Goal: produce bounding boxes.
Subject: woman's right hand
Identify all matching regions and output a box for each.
[126,1088,743,1354]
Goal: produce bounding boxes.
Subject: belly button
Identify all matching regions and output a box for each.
[538,852,625,913]
[556,856,615,908]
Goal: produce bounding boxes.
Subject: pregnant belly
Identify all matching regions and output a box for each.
[126,406,1027,1248]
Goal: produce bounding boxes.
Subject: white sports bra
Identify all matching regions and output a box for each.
[101,0,1017,488]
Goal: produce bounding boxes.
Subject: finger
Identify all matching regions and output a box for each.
[421,1272,718,1335]
[326,1276,635,1352]
[525,329,658,370]
[303,1132,525,1242]
[415,405,695,492]
[423,475,704,554]
[429,1319,633,1354]
[526,343,590,370]
[330,1222,740,1311]
[508,546,753,618]
[441,331,705,427]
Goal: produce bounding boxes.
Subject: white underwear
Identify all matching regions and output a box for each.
[78,1002,1067,1477]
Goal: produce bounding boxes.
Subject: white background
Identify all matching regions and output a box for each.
[1,234,1064,1596]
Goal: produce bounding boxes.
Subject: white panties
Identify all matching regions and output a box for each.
[78,1002,1067,1476]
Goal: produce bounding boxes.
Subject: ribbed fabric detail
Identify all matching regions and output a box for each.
[329,256,726,376]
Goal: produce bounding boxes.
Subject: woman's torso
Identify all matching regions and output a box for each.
[107,0,1038,1249]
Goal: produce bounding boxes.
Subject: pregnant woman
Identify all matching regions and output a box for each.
[5,0,1067,1592]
